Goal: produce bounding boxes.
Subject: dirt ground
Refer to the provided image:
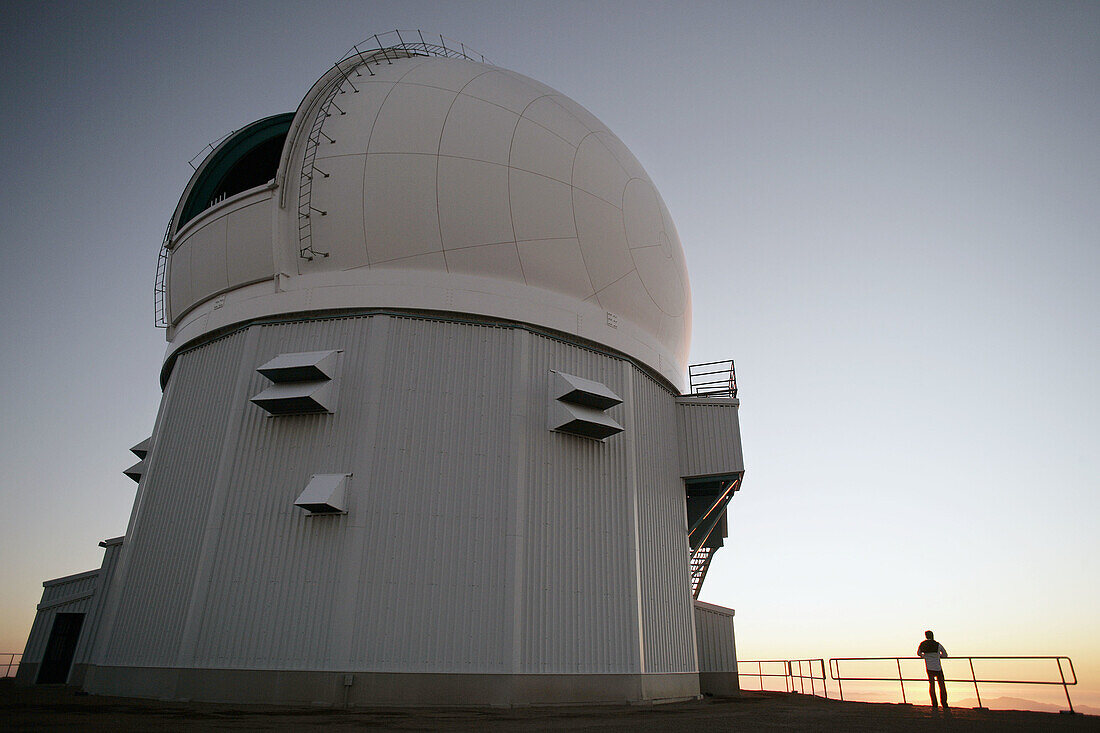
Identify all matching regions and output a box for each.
[2,680,1098,732]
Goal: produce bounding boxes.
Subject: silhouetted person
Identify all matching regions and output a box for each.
[918,630,948,708]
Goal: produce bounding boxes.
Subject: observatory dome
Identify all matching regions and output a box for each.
[165,52,691,387]
[37,38,744,708]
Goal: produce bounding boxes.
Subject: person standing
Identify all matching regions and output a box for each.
[917,630,949,708]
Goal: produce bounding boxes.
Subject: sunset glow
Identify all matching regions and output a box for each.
[1,0,1096,712]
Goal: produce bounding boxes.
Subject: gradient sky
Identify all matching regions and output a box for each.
[1,0,1096,707]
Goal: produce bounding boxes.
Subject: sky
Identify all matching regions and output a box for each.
[1,0,1097,709]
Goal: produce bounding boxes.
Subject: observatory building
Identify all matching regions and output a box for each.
[19,33,744,705]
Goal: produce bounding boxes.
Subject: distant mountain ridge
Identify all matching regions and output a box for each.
[953,696,1099,716]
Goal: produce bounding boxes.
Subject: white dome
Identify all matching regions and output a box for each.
[166,53,691,387]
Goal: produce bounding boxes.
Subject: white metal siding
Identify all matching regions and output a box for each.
[93,315,699,677]
[676,398,744,479]
[22,572,99,664]
[189,318,355,669]
[348,317,514,672]
[99,331,249,667]
[72,541,123,668]
[519,334,638,673]
[694,601,737,672]
[634,371,698,673]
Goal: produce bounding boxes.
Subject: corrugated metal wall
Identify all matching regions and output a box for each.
[22,572,99,665]
[519,334,638,673]
[634,370,698,673]
[72,541,123,669]
[694,601,738,672]
[190,317,360,669]
[676,398,744,479]
[348,317,514,672]
[95,315,701,675]
[99,331,249,666]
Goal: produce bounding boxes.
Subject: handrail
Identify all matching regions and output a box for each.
[829,656,1077,713]
[738,659,828,698]
[153,217,171,327]
[738,659,793,693]
[790,658,829,698]
[687,359,737,398]
[1,652,21,678]
[295,30,490,264]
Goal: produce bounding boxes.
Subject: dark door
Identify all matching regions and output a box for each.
[36,613,84,684]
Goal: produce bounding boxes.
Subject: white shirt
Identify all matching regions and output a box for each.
[918,642,947,672]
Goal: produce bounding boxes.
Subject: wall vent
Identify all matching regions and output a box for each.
[251,381,335,415]
[548,370,624,440]
[130,437,152,459]
[123,436,152,482]
[123,461,144,483]
[550,371,623,410]
[251,350,340,415]
[256,350,339,383]
[295,473,351,515]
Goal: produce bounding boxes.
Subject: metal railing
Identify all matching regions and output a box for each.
[688,360,737,398]
[790,658,830,698]
[687,475,740,598]
[335,30,488,68]
[298,31,489,262]
[153,218,171,327]
[1,652,21,678]
[688,546,713,598]
[738,659,829,698]
[829,656,1078,713]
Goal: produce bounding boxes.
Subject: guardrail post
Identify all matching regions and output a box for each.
[2,652,20,678]
[896,658,907,704]
[969,658,986,710]
[832,659,844,701]
[1058,658,1075,714]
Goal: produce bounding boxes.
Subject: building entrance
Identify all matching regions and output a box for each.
[36,613,84,684]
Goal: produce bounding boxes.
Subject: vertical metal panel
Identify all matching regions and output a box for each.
[225,199,274,284]
[192,317,361,669]
[20,612,51,667]
[505,329,531,671]
[169,192,275,324]
[676,398,744,478]
[176,315,516,673]
[518,334,639,673]
[187,216,229,306]
[100,331,248,667]
[349,316,515,672]
[167,235,191,320]
[73,541,124,667]
[694,601,738,672]
[634,371,698,673]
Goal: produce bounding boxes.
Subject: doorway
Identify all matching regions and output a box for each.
[36,613,84,684]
